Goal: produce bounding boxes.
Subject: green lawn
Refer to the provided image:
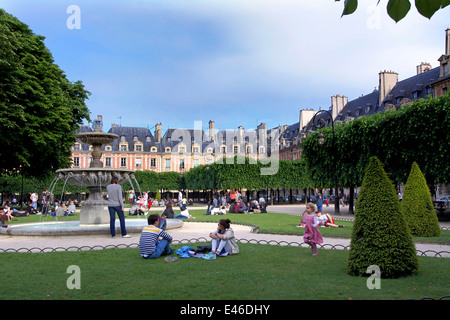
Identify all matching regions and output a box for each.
[0,243,448,300]
[7,208,450,244]
[2,208,449,301]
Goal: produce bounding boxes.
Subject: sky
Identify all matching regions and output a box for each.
[1,0,449,135]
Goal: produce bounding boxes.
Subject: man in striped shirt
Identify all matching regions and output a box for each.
[139,214,173,259]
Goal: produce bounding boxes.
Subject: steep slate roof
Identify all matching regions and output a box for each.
[335,90,380,123]
[381,67,439,107]
[161,128,210,153]
[214,127,270,155]
[300,67,440,136]
[107,126,155,152]
[280,122,300,150]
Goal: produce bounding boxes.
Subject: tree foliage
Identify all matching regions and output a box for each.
[302,93,450,189]
[337,0,450,22]
[400,162,441,237]
[347,157,418,278]
[0,9,91,177]
[183,157,313,192]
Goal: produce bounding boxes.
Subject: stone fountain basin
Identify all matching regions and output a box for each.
[55,168,135,187]
[0,219,184,236]
[76,132,119,145]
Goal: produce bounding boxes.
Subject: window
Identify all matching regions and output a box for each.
[165,159,171,169]
[135,158,142,168]
[105,145,112,151]
[151,146,157,152]
[179,159,185,170]
[120,158,127,167]
[135,144,142,152]
[193,159,199,167]
[73,157,79,167]
[233,146,239,154]
[73,143,81,151]
[179,146,186,153]
[151,158,156,168]
[221,146,226,154]
[105,157,111,167]
[120,145,127,151]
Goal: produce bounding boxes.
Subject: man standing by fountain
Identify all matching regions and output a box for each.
[107,176,130,238]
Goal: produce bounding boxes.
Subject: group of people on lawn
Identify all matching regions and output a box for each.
[137,201,340,260]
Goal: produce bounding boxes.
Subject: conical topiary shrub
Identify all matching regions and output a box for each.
[400,162,440,237]
[347,157,418,278]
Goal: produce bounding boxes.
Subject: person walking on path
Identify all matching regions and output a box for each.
[303,203,323,256]
[107,176,130,238]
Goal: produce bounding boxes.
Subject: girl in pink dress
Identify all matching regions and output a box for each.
[302,203,323,256]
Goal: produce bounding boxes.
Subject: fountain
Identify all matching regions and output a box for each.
[0,116,183,236]
[55,121,134,225]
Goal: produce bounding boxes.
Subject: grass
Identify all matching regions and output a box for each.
[2,208,449,301]
[0,243,448,300]
[7,208,450,244]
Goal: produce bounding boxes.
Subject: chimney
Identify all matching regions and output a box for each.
[446,28,450,56]
[209,120,215,141]
[299,109,316,131]
[331,94,348,120]
[378,70,398,104]
[257,122,267,141]
[154,123,162,143]
[416,62,432,75]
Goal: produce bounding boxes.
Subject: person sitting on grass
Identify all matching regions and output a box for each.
[174,207,195,219]
[209,219,239,256]
[316,211,344,228]
[139,214,173,259]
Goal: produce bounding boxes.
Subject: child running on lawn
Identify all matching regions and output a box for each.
[302,203,323,256]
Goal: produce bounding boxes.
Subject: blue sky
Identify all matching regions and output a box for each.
[2,0,449,134]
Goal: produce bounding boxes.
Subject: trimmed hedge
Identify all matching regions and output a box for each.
[347,157,418,278]
[400,162,441,237]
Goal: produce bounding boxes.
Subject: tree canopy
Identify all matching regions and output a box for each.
[337,0,450,22]
[0,9,91,178]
